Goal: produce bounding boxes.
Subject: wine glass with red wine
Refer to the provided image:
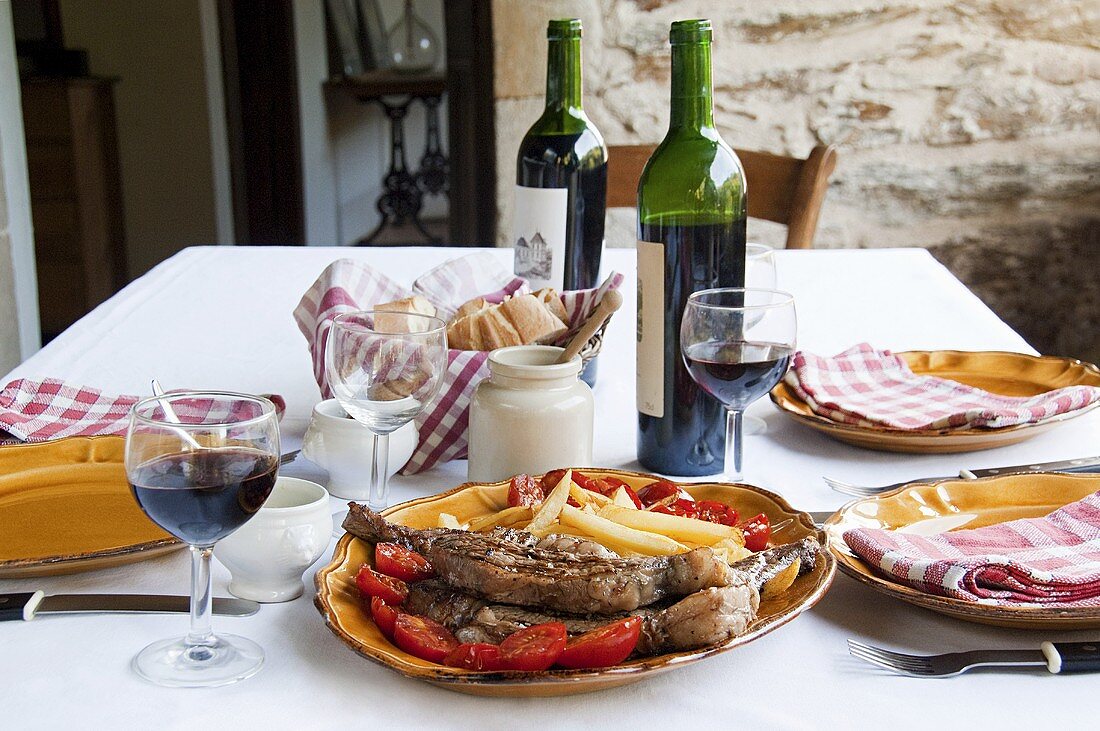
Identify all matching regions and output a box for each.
[680,288,796,482]
[126,391,280,687]
[326,310,448,518]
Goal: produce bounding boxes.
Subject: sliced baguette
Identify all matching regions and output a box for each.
[532,287,568,324]
[375,295,437,333]
[500,293,568,345]
[453,296,491,321]
[478,307,524,350]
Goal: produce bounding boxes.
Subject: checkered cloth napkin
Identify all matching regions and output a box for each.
[844,490,1100,606]
[293,253,624,474]
[0,378,286,443]
[785,343,1100,430]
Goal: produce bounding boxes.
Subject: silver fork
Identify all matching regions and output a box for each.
[847,639,1100,677]
[825,474,956,497]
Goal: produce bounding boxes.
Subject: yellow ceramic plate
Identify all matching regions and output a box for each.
[315,469,835,696]
[0,437,181,578]
[825,472,1100,629]
[770,350,1100,453]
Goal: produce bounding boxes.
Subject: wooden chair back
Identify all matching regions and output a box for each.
[606,144,838,249]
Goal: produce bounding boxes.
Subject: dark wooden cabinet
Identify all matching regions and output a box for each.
[20,76,126,338]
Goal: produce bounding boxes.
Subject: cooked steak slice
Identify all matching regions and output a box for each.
[344,504,733,614]
[404,579,758,656]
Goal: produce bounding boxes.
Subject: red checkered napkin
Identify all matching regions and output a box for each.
[293,253,624,474]
[0,378,286,442]
[785,343,1100,430]
[844,491,1100,606]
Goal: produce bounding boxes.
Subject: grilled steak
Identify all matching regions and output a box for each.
[343,504,734,614]
[403,539,817,654]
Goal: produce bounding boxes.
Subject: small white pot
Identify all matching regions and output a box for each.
[300,399,418,500]
[214,477,331,603]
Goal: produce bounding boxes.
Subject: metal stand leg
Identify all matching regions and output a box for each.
[416,94,448,198]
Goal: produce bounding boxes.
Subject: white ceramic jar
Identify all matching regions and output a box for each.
[468,345,594,482]
[214,477,332,603]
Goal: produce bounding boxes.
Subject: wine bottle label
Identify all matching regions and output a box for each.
[512,185,569,290]
[636,239,664,418]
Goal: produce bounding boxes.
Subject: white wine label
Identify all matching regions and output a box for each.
[636,239,664,418]
[512,185,568,290]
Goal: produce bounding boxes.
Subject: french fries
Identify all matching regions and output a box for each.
[568,481,614,508]
[437,512,466,530]
[596,505,742,546]
[526,469,572,534]
[559,504,686,555]
[761,558,801,599]
[610,486,639,509]
[468,505,532,532]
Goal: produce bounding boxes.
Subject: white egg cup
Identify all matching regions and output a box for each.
[300,398,417,500]
[214,477,331,603]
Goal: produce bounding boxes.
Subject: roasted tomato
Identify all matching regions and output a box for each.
[696,500,739,526]
[499,622,568,671]
[444,642,504,671]
[374,543,434,583]
[508,473,543,507]
[570,471,600,492]
[393,614,459,664]
[651,498,699,519]
[637,480,690,506]
[370,596,398,639]
[556,617,642,669]
[540,469,568,495]
[355,565,408,605]
[741,512,772,552]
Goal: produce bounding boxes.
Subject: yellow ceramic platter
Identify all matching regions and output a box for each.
[825,471,1100,629]
[0,436,180,577]
[315,469,836,696]
[770,350,1100,453]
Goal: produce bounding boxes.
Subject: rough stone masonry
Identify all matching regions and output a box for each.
[491,0,1100,362]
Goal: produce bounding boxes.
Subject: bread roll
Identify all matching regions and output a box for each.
[500,294,568,345]
[375,295,437,333]
[446,293,568,351]
[453,297,490,321]
[532,288,568,324]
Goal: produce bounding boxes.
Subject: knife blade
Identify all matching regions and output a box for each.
[0,591,259,621]
[962,455,1100,479]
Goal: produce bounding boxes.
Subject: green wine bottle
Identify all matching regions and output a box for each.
[513,18,608,294]
[636,19,747,476]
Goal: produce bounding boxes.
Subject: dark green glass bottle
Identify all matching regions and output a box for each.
[513,19,608,295]
[636,19,747,476]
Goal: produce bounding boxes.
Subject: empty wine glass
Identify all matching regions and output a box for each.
[326,310,447,520]
[745,243,777,291]
[126,392,280,687]
[743,243,777,435]
[680,288,796,482]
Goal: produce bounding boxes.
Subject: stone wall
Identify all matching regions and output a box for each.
[491,0,1100,362]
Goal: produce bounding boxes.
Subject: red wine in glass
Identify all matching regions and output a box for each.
[130,448,278,546]
[683,341,793,410]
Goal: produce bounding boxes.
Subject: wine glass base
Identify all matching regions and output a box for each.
[132,633,264,688]
[744,415,768,436]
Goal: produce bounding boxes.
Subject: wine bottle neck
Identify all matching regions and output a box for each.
[545,37,583,113]
[669,41,714,131]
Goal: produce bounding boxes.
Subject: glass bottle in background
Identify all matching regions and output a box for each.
[636,18,748,476]
[387,0,439,73]
[513,18,608,296]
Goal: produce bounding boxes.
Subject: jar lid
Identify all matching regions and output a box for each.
[488,345,582,380]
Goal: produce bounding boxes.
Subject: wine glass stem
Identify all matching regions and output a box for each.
[186,545,215,651]
[725,408,744,482]
[369,432,390,512]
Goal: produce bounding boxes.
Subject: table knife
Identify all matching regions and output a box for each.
[0,591,259,621]
[958,455,1100,479]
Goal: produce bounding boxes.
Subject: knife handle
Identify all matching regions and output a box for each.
[0,591,44,621]
[1042,641,1100,674]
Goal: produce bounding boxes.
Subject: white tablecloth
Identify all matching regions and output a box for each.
[3,246,1096,729]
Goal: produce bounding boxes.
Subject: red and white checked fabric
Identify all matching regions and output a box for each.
[785,343,1100,430]
[293,253,624,474]
[0,378,286,442]
[844,490,1100,606]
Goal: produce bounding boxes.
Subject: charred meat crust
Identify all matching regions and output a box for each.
[344,504,734,614]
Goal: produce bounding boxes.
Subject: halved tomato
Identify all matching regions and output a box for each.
[555,617,641,669]
[652,498,699,519]
[374,543,434,582]
[508,473,543,507]
[355,565,408,605]
[637,480,691,506]
[741,512,771,551]
[370,596,398,639]
[498,622,567,671]
[444,642,504,671]
[540,469,568,494]
[696,500,739,526]
[393,613,459,664]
